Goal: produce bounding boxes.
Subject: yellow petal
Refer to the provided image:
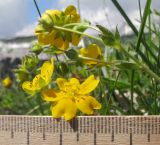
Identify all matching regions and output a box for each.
[40,58,54,84]
[76,96,101,114]
[41,10,61,25]
[46,10,61,16]
[56,78,67,90]
[64,5,77,15]
[37,33,51,45]
[79,75,99,94]
[51,99,77,120]
[71,33,80,46]
[42,89,60,102]
[22,81,36,95]
[32,74,46,89]
[71,14,80,22]
[37,31,56,45]
[79,44,101,64]
[69,78,80,86]
[53,37,63,48]
[35,25,44,35]
[60,40,69,51]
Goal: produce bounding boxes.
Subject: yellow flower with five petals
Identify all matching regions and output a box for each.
[42,75,101,120]
[22,58,54,95]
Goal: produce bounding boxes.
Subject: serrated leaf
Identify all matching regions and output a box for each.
[96,25,114,38]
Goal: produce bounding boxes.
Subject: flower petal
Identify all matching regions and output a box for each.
[79,75,99,94]
[32,74,46,89]
[51,99,77,120]
[42,89,60,102]
[60,40,69,51]
[22,81,36,95]
[76,96,101,114]
[64,5,77,15]
[56,78,67,90]
[79,44,101,64]
[69,78,80,86]
[40,58,54,84]
[71,33,80,46]
[53,37,63,49]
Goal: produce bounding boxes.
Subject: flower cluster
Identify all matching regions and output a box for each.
[35,5,81,51]
[20,5,103,121]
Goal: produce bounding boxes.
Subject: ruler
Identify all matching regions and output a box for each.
[0,115,160,145]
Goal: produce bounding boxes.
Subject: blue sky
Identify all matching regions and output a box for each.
[0,0,160,39]
[27,0,58,23]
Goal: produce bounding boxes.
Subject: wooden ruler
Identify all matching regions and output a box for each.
[0,115,160,145]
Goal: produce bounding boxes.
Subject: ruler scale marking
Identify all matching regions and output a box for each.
[0,116,160,144]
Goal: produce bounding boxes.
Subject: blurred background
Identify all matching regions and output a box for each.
[0,0,160,60]
[0,0,160,115]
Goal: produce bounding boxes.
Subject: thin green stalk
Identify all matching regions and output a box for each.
[53,25,102,42]
[77,0,81,16]
[33,0,41,17]
[119,45,160,83]
[136,0,152,51]
[154,82,158,115]
[78,55,114,65]
[138,0,142,19]
[130,70,135,115]
[61,22,160,82]
[157,34,160,71]
[106,72,120,114]
[111,0,157,65]
[63,23,101,33]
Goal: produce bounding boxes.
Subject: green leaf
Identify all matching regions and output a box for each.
[97,25,121,48]
[73,22,90,32]
[96,25,114,37]
[115,62,140,70]
[103,78,130,89]
[30,43,43,55]
[115,27,120,41]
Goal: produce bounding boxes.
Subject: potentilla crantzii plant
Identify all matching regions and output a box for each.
[14,0,160,119]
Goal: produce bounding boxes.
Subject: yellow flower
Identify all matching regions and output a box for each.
[2,76,12,88]
[42,75,101,120]
[79,44,102,65]
[35,5,81,51]
[22,58,54,95]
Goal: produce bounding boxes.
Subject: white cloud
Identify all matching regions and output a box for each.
[1,0,160,38]
[0,0,28,38]
[15,23,37,37]
[57,0,160,35]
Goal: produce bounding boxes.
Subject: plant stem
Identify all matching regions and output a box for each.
[136,0,152,51]
[54,24,160,82]
[130,70,135,115]
[33,0,41,17]
[53,25,102,42]
[119,45,160,82]
[63,23,101,33]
